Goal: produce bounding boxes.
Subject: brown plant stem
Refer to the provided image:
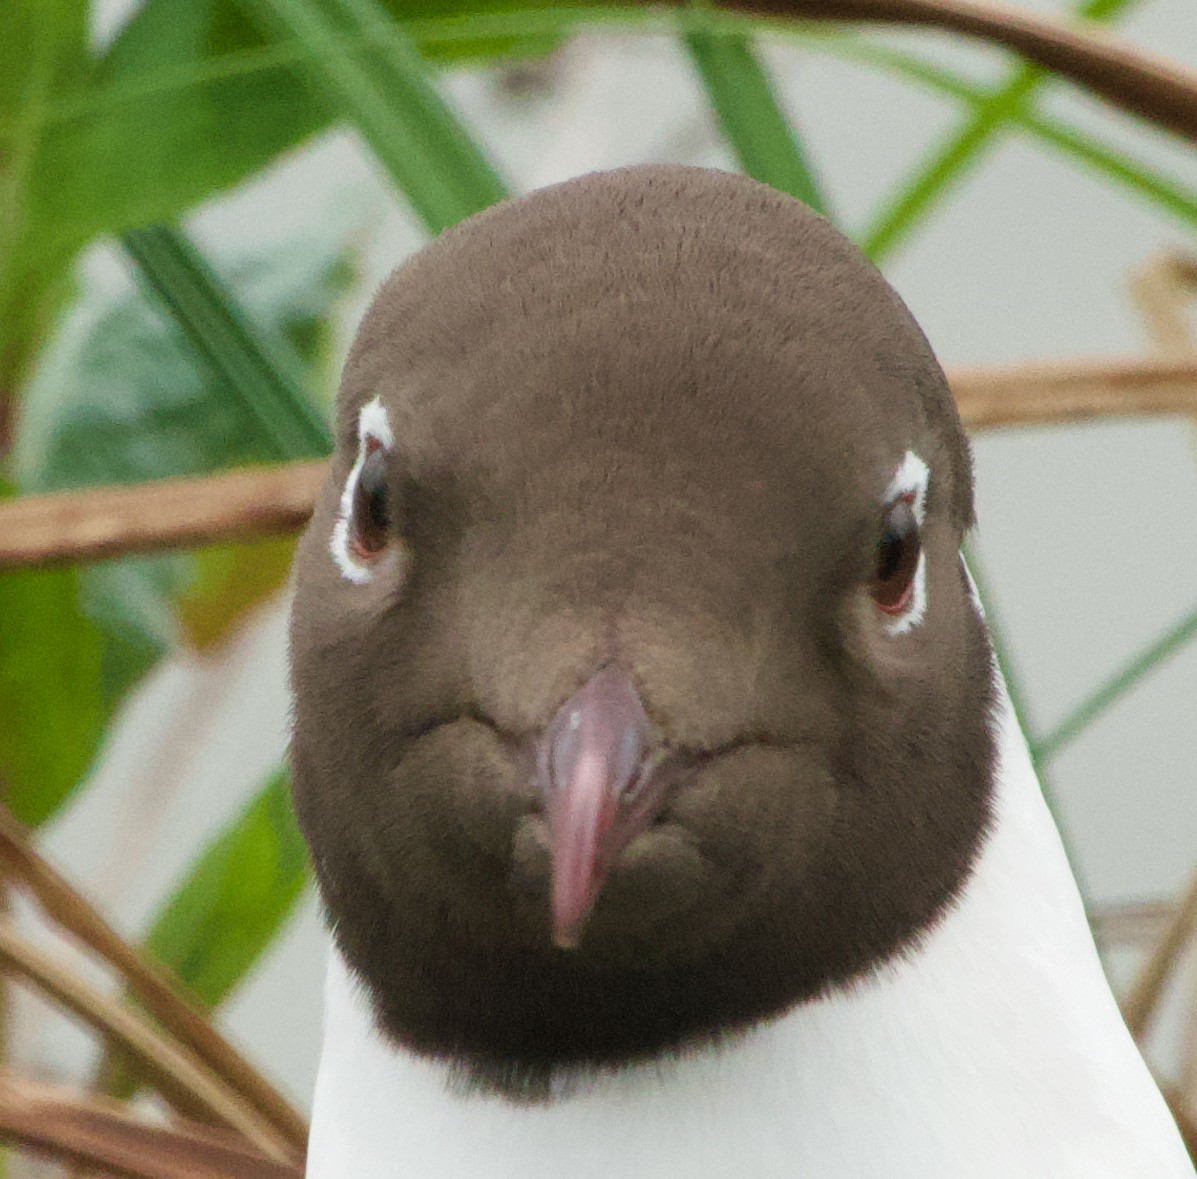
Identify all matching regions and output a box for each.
[0,461,326,570]
[4,355,1197,571]
[1123,867,1197,1042]
[1091,896,1176,950]
[716,0,1197,144]
[949,356,1197,429]
[0,917,293,1160]
[0,1073,301,1179]
[1162,1086,1197,1162]
[0,810,307,1155]
[1130,252,1197,357]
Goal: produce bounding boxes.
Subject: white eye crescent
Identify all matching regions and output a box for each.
[330,396,396,584]
[876,450,929,636]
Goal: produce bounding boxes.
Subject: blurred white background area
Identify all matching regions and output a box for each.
[14,0,1197,1128]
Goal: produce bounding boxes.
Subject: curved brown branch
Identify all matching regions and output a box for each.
[950,356,1197,429]
[0,809,307,1156]
[0,1073,301,1179]
[0,918,293,1160]
[1,356,1196,570]
[0,461,326,569]
[716,0,1197,143]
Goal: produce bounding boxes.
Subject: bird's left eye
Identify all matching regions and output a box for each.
[872,496,920,614]
[350,441,390,558]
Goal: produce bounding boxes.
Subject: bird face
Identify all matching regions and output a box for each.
[288,166,995,1092]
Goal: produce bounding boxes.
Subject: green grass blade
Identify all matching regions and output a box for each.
[121,225,331,461]
[240,0,508,232]
[860,0,1143,261]
[804,34,1197,235]
[682,18,832,217]
[1033,604,1197,764]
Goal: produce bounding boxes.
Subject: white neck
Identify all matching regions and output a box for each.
[307,675,1191,1178]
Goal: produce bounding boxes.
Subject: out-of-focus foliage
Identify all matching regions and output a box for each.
[145,769,309,1008]
[0,483,106,826]
[682,18,831,217]
[242,0,510,230]
[8,219,354,822]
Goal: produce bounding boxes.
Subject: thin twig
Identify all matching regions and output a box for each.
[3,356,1197,570]
[0,917,292,1161]
[0,461,326,570]
[719,0,1197,144]
[1090,896,1176,950]
[949,356,1197,429]
[1130,252,1197,357]
[0,810,307,1155]
[0,1072,301,1179]
[1179,953,1197,1111]
[1123,867,1197,1042]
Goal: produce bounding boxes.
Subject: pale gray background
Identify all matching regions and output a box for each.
[15,0,1197,1130]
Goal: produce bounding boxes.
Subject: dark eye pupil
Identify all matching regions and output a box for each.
[877,531,904,583]
[351,444,390,557]
[872,497,920,614]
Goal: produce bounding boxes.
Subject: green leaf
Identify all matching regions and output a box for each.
[39,0,329,251]
[0,0,88,400]
[239,0,509,232]
[122,225,331,461]
[15,222,349,494]
[13,221,353,693]
[859,0,1144,261]
[144,769,310,1007]
[681,17,832,218]
[0,0,574,263]
[0,483,106,826]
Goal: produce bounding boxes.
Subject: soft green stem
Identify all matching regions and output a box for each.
[1034,603,1197,764]
[239,0,508,233]
[860,0,1144,262]
[812,38,1197,233]
[681,10,832,217]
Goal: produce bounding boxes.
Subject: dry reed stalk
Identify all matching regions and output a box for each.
[1125,253,1197,1106]
[723,0,1197,143]
[0,461,325,569]
[1123,868,1197,1042]
[0,811,307,1155]
[1090,897,1176,950]
[950,356,1197,429]
[1130,253,1197,358]
[0,917,293,1161]
[1163,1087,1197,1161]
[0,1072,301,1179]
[4,356,1197,571]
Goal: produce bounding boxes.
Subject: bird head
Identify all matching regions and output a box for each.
[289,165,994,1094]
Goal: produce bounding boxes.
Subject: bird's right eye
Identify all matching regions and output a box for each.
[350,441,390,559]
[871,496,920,615]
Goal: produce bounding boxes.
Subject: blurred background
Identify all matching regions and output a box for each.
[2,0,1197,1172]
